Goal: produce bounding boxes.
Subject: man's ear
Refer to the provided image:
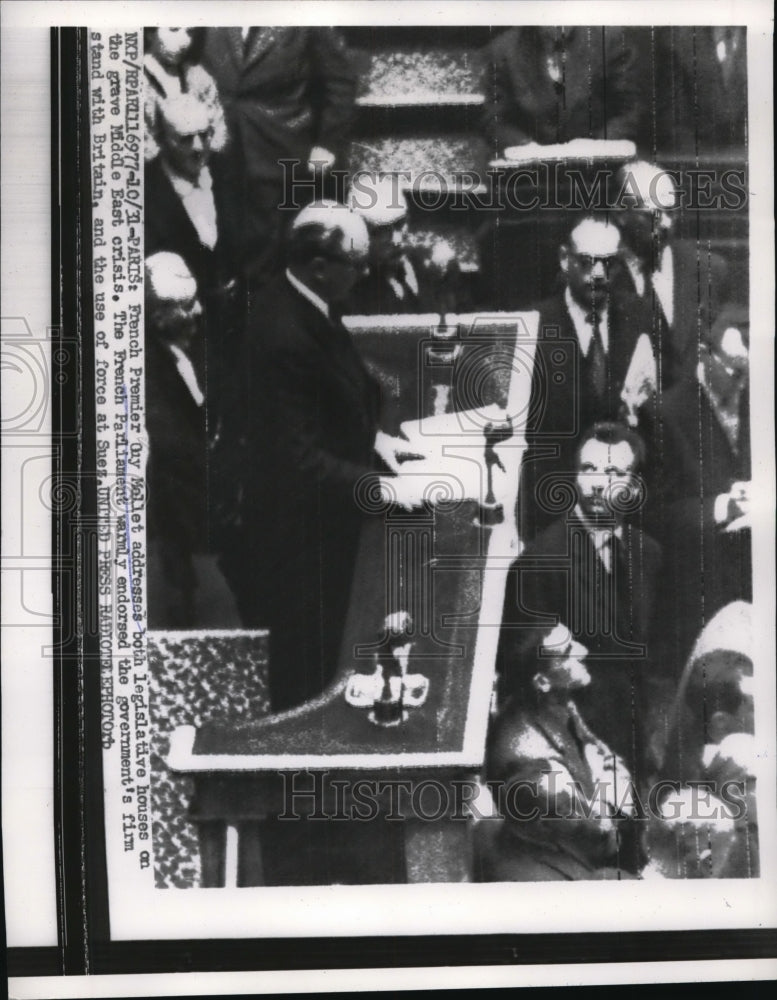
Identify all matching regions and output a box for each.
[532,672,551,695]
[558,244,569,275]
[309,255,329,284]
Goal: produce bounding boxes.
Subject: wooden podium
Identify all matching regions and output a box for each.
[167,312,538,886]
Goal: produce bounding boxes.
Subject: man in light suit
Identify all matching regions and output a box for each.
[202,27,357,284]
[235,202,421,710]
[479,624,638,881]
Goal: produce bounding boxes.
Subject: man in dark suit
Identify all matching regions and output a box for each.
[144,94,242,406]
[478,624,637,881]
[614,160,732,386]
[504,422,662,776]
[519,214,657,540]
[645,304,751,667]
[346,177,467,316]
[144,252,238,629]
[652,27,747,159]
[202,27,357,284]
[480,26,641,155]
[236,202,421,711]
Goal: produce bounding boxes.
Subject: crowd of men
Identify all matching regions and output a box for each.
[142,27,756,881]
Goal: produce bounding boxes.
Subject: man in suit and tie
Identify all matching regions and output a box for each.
[202,27,357,285]
[144,252,239,628]
[614,159,732,386]
[236,202,422,711]
[346,176,466,316]
[503,421,662,779]
[519,214,657,540]
[144,94,242,414]
[479,624,638,881]
[646,304,751,667]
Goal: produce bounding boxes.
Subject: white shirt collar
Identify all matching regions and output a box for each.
[574,504,623,543]
[564,286,609,354]
[286,269,330,320]
[162,160,213,197]
[387,256,419,302]
[167,343,204,407]
[651,244,674,327]
[161,161,217,250]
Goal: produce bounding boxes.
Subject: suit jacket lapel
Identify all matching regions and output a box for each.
[607,297,640,388]
[286,283,375,411]
[153,161,216,261]
[242,27,285,71]
[225,27,246,73]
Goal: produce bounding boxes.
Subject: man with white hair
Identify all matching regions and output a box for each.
[145,93,236,296]
[614,159,731,384]
[236,202,421,710]
[144,252,238,627]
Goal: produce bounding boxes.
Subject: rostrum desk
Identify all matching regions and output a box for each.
[167,312,538,886]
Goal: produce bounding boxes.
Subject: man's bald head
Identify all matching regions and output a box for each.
[145,252,202,348]
[287,201,370,304]
[615,160,677,262]
[290,200,370,256]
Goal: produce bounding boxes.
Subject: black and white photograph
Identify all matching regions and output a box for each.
[2,0,775,996]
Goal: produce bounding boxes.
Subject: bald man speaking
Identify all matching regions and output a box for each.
[235,202,420,710]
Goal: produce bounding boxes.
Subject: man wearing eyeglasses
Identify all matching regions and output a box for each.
[233,201,423,710]
[518,213,656,541]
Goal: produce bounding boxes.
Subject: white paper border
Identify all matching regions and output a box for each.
[1,0,775,990]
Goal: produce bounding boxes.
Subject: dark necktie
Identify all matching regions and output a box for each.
[586,312,607,400]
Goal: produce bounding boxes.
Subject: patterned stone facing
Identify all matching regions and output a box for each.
[349,135,488,184]
[356,48,483,103]
[148,629,270,888]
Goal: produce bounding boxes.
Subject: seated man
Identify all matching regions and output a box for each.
[657,600,755,784]
[505,421,662,777]
[478,624,637,881]
[642,785,756,880]
[347,176,465,316]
